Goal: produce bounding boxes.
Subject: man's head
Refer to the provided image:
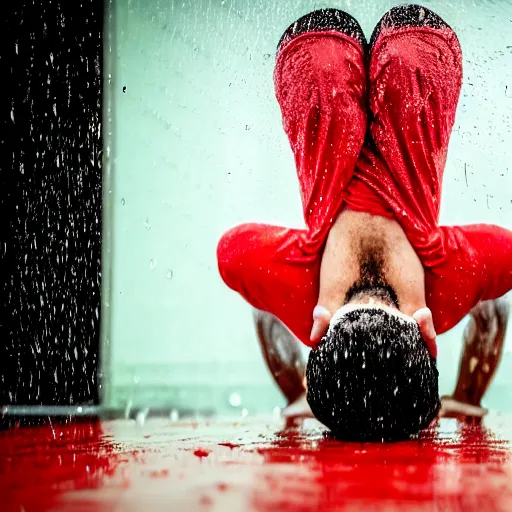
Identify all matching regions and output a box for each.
[306,305,440,441]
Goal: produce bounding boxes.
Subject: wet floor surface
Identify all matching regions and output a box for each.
[2,414,512,511]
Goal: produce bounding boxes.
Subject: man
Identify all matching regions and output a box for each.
[217,5,512,440]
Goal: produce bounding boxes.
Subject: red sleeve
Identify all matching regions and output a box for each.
[426,224,512,334]
[217,223,320,346]
[460,224,512,300]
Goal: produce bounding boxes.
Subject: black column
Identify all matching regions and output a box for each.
[1,1,104,405]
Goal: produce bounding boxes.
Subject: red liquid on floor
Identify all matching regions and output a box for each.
[1,415,512,511]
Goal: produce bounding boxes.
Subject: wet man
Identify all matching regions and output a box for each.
[217,6,512,440]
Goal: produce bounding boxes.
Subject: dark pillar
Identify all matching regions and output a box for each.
[1,1,104,405]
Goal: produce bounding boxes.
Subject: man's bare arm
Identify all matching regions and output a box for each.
[439,297,509,419]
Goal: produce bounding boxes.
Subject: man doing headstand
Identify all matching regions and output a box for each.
[217,5,512,440]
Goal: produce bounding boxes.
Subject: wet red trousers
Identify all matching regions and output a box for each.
[217,20,512,347]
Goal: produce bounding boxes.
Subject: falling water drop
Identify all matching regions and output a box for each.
[136,408,149,426]
[121,197,125,205]
[229,392,241,407]
[166,269,173,279]
[124,400,133,419]
[149,259,156,270]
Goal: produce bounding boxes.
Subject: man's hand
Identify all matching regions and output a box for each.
[310,305,333,344]
[413,307,437,358]
[281,392,314,419]
[311,304,438,358]
[438,396,487,420]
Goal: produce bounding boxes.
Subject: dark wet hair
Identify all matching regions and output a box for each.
[306,307,439,441]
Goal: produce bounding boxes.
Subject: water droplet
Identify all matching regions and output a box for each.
[143,218,151,230]
[124,400,133,419]
[121,198,125,205]
[149,259,156,270]
[166,269,173,279]
[170,409,179,421]
[136,408,149,426]
[229,392,241,407]
[241,408,249,418]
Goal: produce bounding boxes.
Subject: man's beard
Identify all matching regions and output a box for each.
[344,237,399,308]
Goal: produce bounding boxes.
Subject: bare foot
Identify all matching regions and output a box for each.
[443,297,509,419]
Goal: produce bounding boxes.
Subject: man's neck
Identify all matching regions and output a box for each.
[317,210,427,317]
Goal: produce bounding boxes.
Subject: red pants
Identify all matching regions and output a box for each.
[217,10,512,346]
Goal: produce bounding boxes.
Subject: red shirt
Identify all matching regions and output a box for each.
[217,27,512,347]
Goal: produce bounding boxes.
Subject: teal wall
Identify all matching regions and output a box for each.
[106,0,512,414]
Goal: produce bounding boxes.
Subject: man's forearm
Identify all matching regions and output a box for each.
[452,298,509,406]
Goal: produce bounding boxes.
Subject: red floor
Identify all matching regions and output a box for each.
[2,414,512,511]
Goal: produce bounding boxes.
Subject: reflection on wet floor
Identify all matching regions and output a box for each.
[2,415,512,511]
